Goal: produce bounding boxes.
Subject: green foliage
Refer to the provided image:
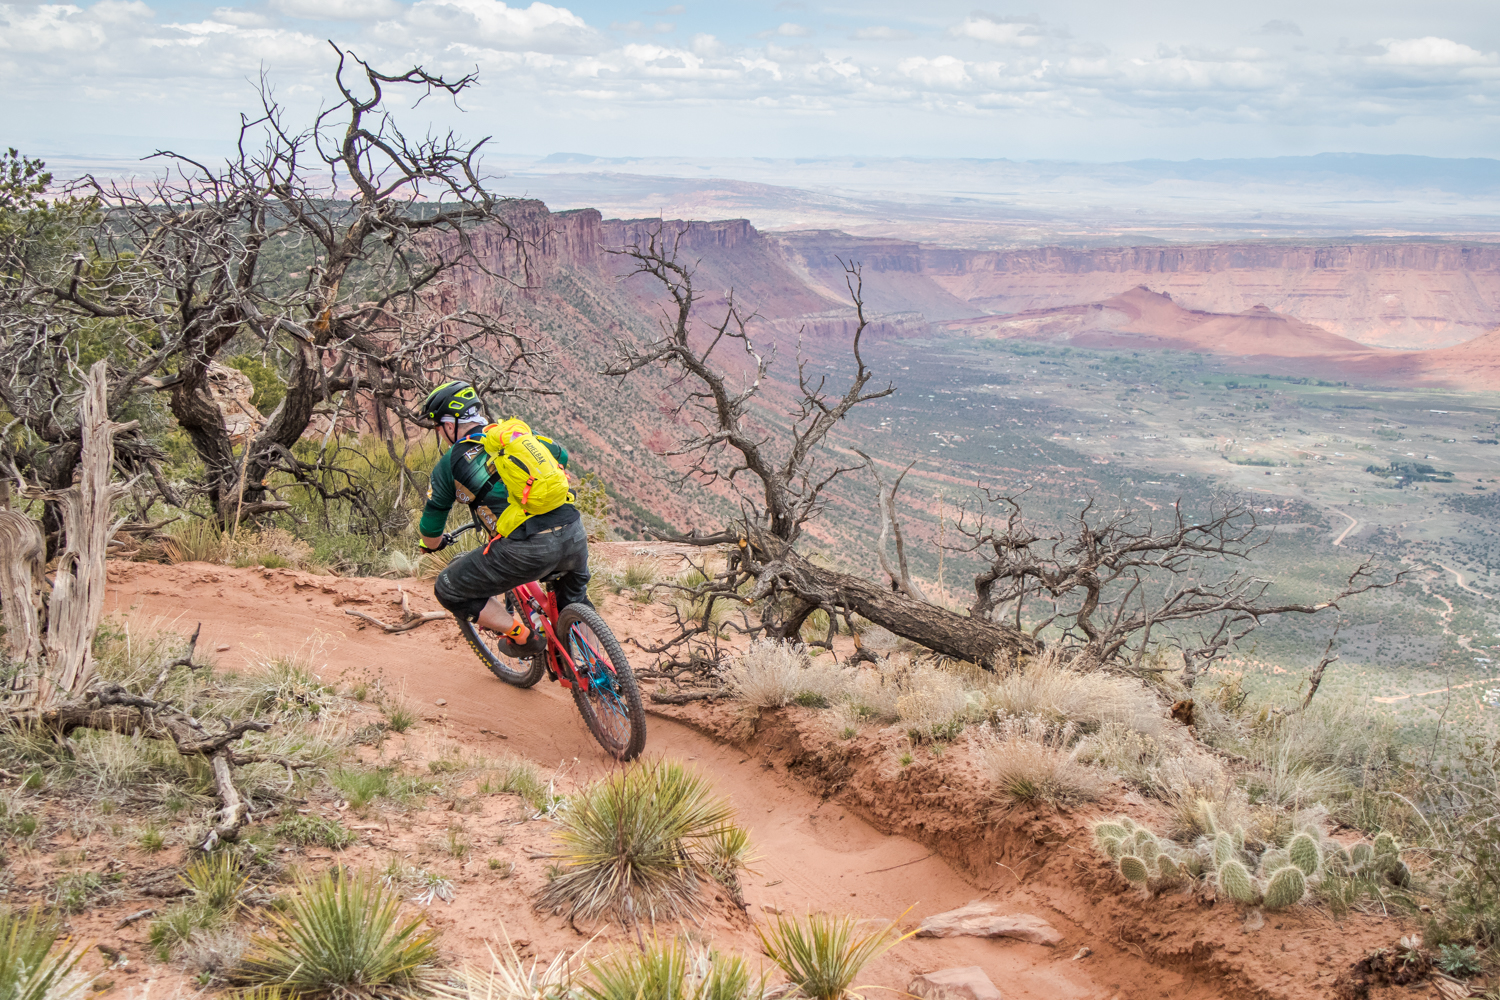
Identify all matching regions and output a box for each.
[0,905,89,1000]
[53,872,107,914]
[272,815,356,850]
[182,852,248,912]
[0,149,51,213]
[1436,943,1483,978]
[225,354,286,413]
[575,471,611,542]
[331,767,392,810]
[756,912,908,1000]
[1262,867,1307,910]
[1350,843,1374,867]
[235,868,439,997]
[385,703,418,734]
[1217,860,1259,904]
[539,760,743,923]
[149,903,219,961]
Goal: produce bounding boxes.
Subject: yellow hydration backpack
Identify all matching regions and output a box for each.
[481,418,573,537]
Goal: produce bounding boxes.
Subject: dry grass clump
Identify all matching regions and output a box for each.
[978,716,1108,806]
[722,641,844,710]
[986,650,1164,737]
[163,521,311,569]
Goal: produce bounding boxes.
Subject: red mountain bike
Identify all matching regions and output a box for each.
[446,522,646,761]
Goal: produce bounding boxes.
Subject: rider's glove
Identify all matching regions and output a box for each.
[418,533,452,553]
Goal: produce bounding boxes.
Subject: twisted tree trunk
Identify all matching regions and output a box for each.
[25,361,136,706]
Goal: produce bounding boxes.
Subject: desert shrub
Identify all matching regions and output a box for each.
[539,760,751,923]
[235,868,439,997]
[380,858,456,906]
[0,906,90,999]
[756,912,906,1000]
[272,815,356,850]
[722,641,842,711]
[583,937,758,1000]
[575,471,612,542]
[622,558,658,592]
[1413,732,1500,948]
[979,716,1106,806]
[433,926,580,1000]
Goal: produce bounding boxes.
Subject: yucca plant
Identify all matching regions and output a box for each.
[756,913,908,1000]
[583,937,760,1000]
[182,851,249,912]
[539,760,745,924]
[433,924,581,1000]
[235,867,439,998]
[0,906,89,1000]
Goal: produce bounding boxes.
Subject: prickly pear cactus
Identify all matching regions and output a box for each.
[1324,845,1351,877]
[1156,854,1180,879]
[1093,822,1128,845]
[1263,866,1307,910]
[1287,833,1322,876]
[1119,855,1151,884]
[1373,831,1398,858]
[1258,848,1290,876]
[1218,859,1259,904]
[1350,842,1375,867]
[1212,831,1237,870]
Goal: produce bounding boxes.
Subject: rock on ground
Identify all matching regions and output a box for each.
[916,902,1062,946]
[908,966,1002,1000]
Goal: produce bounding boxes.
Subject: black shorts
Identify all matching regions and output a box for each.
[433,518,591,620]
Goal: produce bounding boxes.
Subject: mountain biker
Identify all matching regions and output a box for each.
[417,380,591,657]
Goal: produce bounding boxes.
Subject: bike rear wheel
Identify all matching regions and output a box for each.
[557,603,646,760]
[457,618,546,688]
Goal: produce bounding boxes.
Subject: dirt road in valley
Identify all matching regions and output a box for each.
[105,559,1194,1000]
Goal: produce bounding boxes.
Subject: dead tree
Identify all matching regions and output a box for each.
[0,363,307,843]
[0,47,546,542]
[603,229,1039,669]
[954,491,1396,683]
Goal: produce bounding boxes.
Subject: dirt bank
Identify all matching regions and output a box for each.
[105,558,1409,1000]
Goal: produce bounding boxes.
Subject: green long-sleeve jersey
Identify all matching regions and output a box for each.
[419,431,569,538]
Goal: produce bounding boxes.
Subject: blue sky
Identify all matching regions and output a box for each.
[3,0,1499,162]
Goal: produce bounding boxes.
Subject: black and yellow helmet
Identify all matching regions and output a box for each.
[421,380,481,423]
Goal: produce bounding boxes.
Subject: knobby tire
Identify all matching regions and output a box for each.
[558,603,646,761]
[457,618,546,688]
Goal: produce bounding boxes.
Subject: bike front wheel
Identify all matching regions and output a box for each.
[457,618,546,688]
[558,603,646,760]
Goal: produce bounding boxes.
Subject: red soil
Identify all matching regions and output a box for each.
[102,554,1416,1000]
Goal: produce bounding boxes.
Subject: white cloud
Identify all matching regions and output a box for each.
[271,0,399,20]
[898,54,968,89]
[951,14,1042,47]
[402,0,602,53]
[1373,37,1494,67]
[1257,20,1302,37]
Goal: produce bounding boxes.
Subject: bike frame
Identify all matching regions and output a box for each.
[446,521,594,692]
[508,581,592,692]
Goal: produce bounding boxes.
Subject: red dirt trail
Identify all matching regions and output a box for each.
[104,557,1403,1000]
